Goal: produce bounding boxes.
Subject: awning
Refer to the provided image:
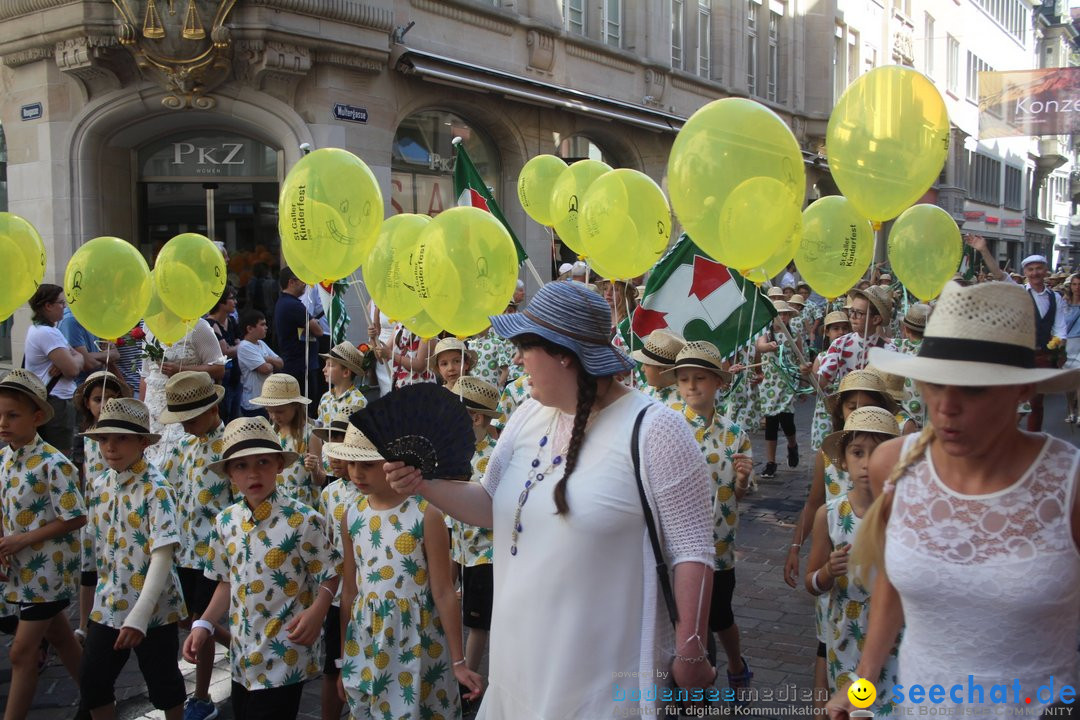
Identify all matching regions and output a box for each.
[394,49,685,134]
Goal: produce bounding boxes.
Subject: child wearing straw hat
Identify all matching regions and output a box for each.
[317,341,368,430]
[807,407,900,715]
[756,301,803,478]
[429,337,477,388]
[79,397,187,720]
[630,329,685,405]
[249,373,323,512]
[184,416,338,720]
[0,370,87,719]
[665,341,755,694]
[156,370,231,720]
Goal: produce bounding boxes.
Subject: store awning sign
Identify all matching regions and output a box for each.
[979,67,1080,139]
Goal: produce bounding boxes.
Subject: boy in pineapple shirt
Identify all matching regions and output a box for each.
[185,416,338,720]
[158,371,232,720]
[316,341,367,428]
[79,397,188,719]
[0,370,87,720]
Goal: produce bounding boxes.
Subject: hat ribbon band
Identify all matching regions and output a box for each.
[95,419,151,434]
[329,349,359,366]
[520,310,610,346]
[222,437,285,459]
[167,395,217,412]
[639,346,675,364]
[460,395,496,413]
[919,337,1035,368]
[673,356,723,371]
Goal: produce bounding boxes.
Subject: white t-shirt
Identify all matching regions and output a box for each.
[237,339,279,410]
[24,324,76,400]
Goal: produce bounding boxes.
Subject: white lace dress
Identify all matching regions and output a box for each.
[477,391,714,719]
[886,434,1080,715]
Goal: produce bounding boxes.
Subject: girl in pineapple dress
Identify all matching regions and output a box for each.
[724,345,762,433]
[249,373,324,512]
[334,426,482,720]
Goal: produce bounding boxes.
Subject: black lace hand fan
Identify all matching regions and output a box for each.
[349,383,474,479]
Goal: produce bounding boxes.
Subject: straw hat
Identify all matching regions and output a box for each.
[208,416,300,476]
[73,371,131,411]
[901,303,931,333]
[312,413,350,444]
[788,294,806,307]
[869,281,1080,393]
[319,341,365,376]
[823,311,850,329]
[630,329,685,367]
[825,369,900,415]
[852,285,893,324]
[450,376,500,417]
[879,273,893,283]
[249,373,312,407]
[867,366,906,403]
[427,337,478,371]
[662,341,732,382]
[327,424,385,463]
[772,300,796,314]
[821,406,900,466]
[82,398,160,442]
[0,369,54,423]
[157,371,225,424]
[767,287,785,299]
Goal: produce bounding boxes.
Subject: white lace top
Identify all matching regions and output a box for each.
[886,434,1080,713]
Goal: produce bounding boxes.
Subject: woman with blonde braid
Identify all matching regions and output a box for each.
[826,281,1080,720]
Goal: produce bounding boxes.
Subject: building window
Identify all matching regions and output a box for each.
[604,0,621,48]
[767,5,780,102]
[968,152,1001,206]
[973,0,1027,43]
[847,32,858,85]
[833,25,845,103]
[747,0,759,95]
[564,0,585,35]
[923,14,934,76]
[698,0,711,79]
[965,52,992,103]
[1004,165,1022,210]
[671,0,684,70]
[946,35,960,95]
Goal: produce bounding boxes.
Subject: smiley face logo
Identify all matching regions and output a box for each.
[847,678,876,709]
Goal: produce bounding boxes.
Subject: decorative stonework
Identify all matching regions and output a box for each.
[0,0,75,22]
[54,35,122,99]
[0,47,54,68]
[410,0,516,36]
[643,67,666,105]
[314,50,385,73]
[248,0,392,31]
[565,41,634,74]
[526,29,555,72]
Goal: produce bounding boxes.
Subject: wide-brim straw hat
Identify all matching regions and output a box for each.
[825,369,900,415]
[319,341,365,376]
[821,406,900,466]
[772,300,796,314]
[852,285,893,324]
[630,329,685,367]
[0,369,54,423]
[312,413,350,444]
[157,370,225,424]
[823,311,851,329]
[450,376,500,417]
[249,373,312,407]
[73,371,131,412]
[82,397,161,443]
[788,294,806,307]
[869,281,1080,393]
[208,416,299,476]
[327,424,385,463]
[901,303,931,333]
[767,286,785,299]
[489,281,632,377]
[662,340,732,382]
[427,337,478,371]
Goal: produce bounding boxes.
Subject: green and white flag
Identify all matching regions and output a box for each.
[630,234,776,358]
[318,281,351,346]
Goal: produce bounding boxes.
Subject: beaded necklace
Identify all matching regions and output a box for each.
[509,413,564,557]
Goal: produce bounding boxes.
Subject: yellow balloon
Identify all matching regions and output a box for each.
[154,233,227,320]
[415,207,519,337]
[400,309,442,340]
[550,159,612,255]
[668,98,805,262]
[579,169,671,280]
[0,213,46,321]
[65,237,151,340]
[827,65,950,222]
[795,196,874,299]
[279,148,383,282]
[887,204,962,302]
[145,272,191,345]
[715,177,802,269]
[518,155,567,226]
[363,214,431,321]
[739,214,803,284]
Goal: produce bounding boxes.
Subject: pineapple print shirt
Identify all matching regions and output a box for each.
[493,373,532,432]
[670,402,752,571]
[89,458,186,629]
[1,435,85,604]
[83,437,108,572]
[205,491,337,690]
[451,434,497,567]
[276,424,321,512]
[645,383,680,407]
[161,425,234,570]
[321,478,361,606]
[317,386,367,430]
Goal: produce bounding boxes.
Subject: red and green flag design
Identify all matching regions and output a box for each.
[630,234,776,357]
[453,139,529,264]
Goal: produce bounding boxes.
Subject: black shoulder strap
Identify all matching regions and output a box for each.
[631,405,679,626]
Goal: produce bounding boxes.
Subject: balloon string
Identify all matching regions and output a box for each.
[622,287,635,390]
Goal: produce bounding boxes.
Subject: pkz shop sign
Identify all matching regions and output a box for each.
[139,134,278,179]
[979,67,1080,139]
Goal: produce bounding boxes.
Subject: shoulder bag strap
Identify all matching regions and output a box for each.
[631,405,679,626]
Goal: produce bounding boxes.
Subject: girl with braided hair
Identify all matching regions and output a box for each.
[826,281,1080,720]
[386,282,718,718]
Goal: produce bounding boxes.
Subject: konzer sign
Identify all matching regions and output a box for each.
[978,67,1080,139]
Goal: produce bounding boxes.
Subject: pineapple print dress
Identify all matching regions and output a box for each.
[493,374,531,432]
[341,495,461,720]
[451,436,496,568]
[758,329,800,418]
[814,458,852,643]
[276,424,321,513]
[725,346,762,434]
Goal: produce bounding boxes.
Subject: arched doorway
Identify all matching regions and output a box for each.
[556,134,612,165]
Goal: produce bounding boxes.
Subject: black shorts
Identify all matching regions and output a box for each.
[81,571,98,588]
[231,680,304,720]
[79,621,186,712]
[178,567,218,618]
[323,604,341,676]
[19,598,70,621]
[708,568,736,633]
[817,641,827,658]
[461,564,493,631]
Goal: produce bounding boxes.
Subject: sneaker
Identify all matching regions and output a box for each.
[184,698,219,720]
[787,444,799,468]
[760,462,777,479]
[728,656,754,704]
